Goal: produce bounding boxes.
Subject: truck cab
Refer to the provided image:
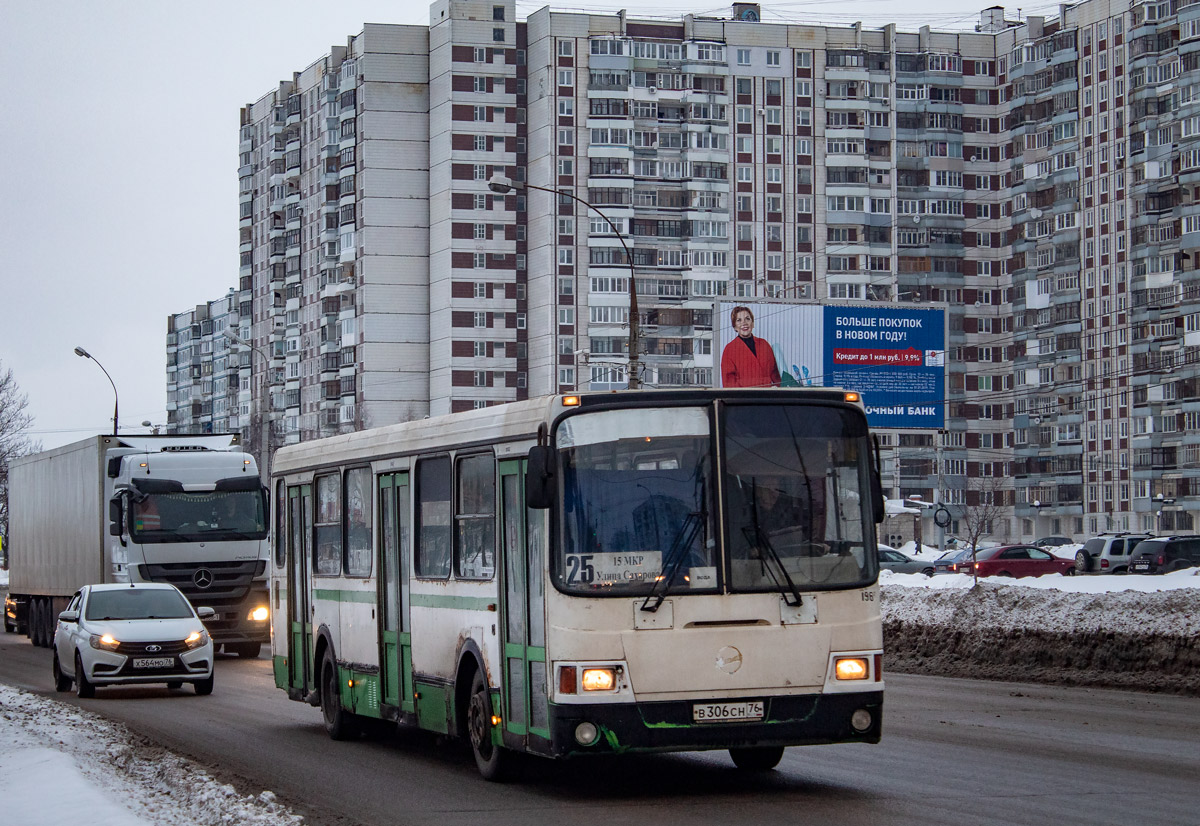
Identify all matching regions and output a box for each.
[107,445,271,657]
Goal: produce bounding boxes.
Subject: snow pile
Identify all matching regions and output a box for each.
[880,569,1200,694]
[0,684,301,826]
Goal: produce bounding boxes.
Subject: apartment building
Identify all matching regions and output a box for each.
[167,0,1200,542]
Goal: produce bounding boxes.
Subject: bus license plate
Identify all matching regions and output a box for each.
[132,657,174,669]
[693,701,764,723]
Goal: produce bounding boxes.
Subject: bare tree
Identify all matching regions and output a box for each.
[0,362,41,544]
[961,474,1008,586]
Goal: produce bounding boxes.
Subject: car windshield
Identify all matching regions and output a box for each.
[131,490,268,543]
[84,588,194,620]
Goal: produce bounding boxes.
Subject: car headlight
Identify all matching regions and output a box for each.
[184,629,211,649]
[248,606,269,623]
[89,633,121,651]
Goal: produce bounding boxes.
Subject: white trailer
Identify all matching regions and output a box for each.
[5,434,271,657]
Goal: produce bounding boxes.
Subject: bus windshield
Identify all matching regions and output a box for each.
[723,404,875,591]
[131,490,269,543]
[557,407,717,595]
[554,402,876,596]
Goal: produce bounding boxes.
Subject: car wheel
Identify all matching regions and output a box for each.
[1074,551,1091,573]
[52,651,72,692]
[321,651,359,741]
[921,567,934,577]
[996,570,1013,578]
[1064,567,1076,576]
[467,669,507,781]
[730,746,785,771]
[228,642,261,659]
[194,675,214,696]
[74,653,95,699]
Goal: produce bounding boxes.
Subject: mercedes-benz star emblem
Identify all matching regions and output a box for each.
[193,568,214,589]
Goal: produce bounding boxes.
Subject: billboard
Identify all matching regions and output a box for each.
[715,302,945,429]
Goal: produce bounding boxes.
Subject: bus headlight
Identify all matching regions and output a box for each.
[248,606,269,622]
[835,657,870,681]
[581,668,616,691]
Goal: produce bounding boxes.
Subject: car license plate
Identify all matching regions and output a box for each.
[132,657,175,669]
[693,700,765,723]
[1131,561,1149,572]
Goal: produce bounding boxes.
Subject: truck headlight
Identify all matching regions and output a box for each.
[248,606,269,622]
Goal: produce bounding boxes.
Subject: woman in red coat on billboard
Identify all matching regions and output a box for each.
[721,305,782,388]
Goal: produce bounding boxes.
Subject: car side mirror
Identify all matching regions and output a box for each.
[58,610,79,623]
[196,606,217,621]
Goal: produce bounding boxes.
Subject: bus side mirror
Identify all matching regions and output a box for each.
[871,435,885,525]
[526,445,555,510]
[108,497,124,537]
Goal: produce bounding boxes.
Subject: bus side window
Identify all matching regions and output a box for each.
[456,454,496,580]
[416,457,453,579]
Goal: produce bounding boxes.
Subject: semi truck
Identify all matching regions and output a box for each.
[4,434,271,657]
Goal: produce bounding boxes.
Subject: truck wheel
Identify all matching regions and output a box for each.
[467,669,508,781]
[321,652,359,740]
[52,652,72,692]
[74,654,95,699]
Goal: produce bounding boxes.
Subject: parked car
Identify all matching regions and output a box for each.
[1074,532,1152,574]
[52,583,215,698]
[1127,536,1200,575]
[1034,535,1074,548]
[968,544,1077,578]
[877,545,935,576]
[932,547,976,574]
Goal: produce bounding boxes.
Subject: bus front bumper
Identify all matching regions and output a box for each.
[545,690,882,757]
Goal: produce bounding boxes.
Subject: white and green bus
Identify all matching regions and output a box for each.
[270,388,886,779]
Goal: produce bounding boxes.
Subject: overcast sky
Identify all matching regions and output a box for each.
[1,0,1056,450]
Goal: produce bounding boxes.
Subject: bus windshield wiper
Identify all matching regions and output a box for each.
[640,512,703,613]
[743,525,804,607]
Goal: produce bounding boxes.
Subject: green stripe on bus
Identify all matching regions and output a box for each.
[410,592,497,611]
[312,589,377,604]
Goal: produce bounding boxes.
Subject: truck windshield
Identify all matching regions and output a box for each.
[131,490,268,543]
[723,404,876,591]
[556,407,717,596]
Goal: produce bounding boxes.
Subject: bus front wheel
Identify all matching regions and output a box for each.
[467,670,507,781]
[730,746,785,771]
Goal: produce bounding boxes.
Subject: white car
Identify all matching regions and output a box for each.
[52,583,215,697]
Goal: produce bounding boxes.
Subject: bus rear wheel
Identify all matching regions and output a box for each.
[321,652,360,741]
[467,670,507,781]
[730,746,785,771]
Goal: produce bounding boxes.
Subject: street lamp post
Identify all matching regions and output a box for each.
[488,174,640,389]
[225,331,274,477]
[73,346,118,435]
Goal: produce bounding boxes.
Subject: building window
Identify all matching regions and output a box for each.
[737,48,751,66]
[559,40,573,57]
[493,5,504,20]
[766,50,780,67]
[493,28,505,43]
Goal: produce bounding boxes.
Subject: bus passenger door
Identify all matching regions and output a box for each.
[287,484,314,696]
[378,472,414,714]
[499,461,550,745]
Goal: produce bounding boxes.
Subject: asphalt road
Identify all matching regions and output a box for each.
[1,629,1196,826]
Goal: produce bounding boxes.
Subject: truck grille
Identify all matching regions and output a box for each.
[139,560,266,636]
